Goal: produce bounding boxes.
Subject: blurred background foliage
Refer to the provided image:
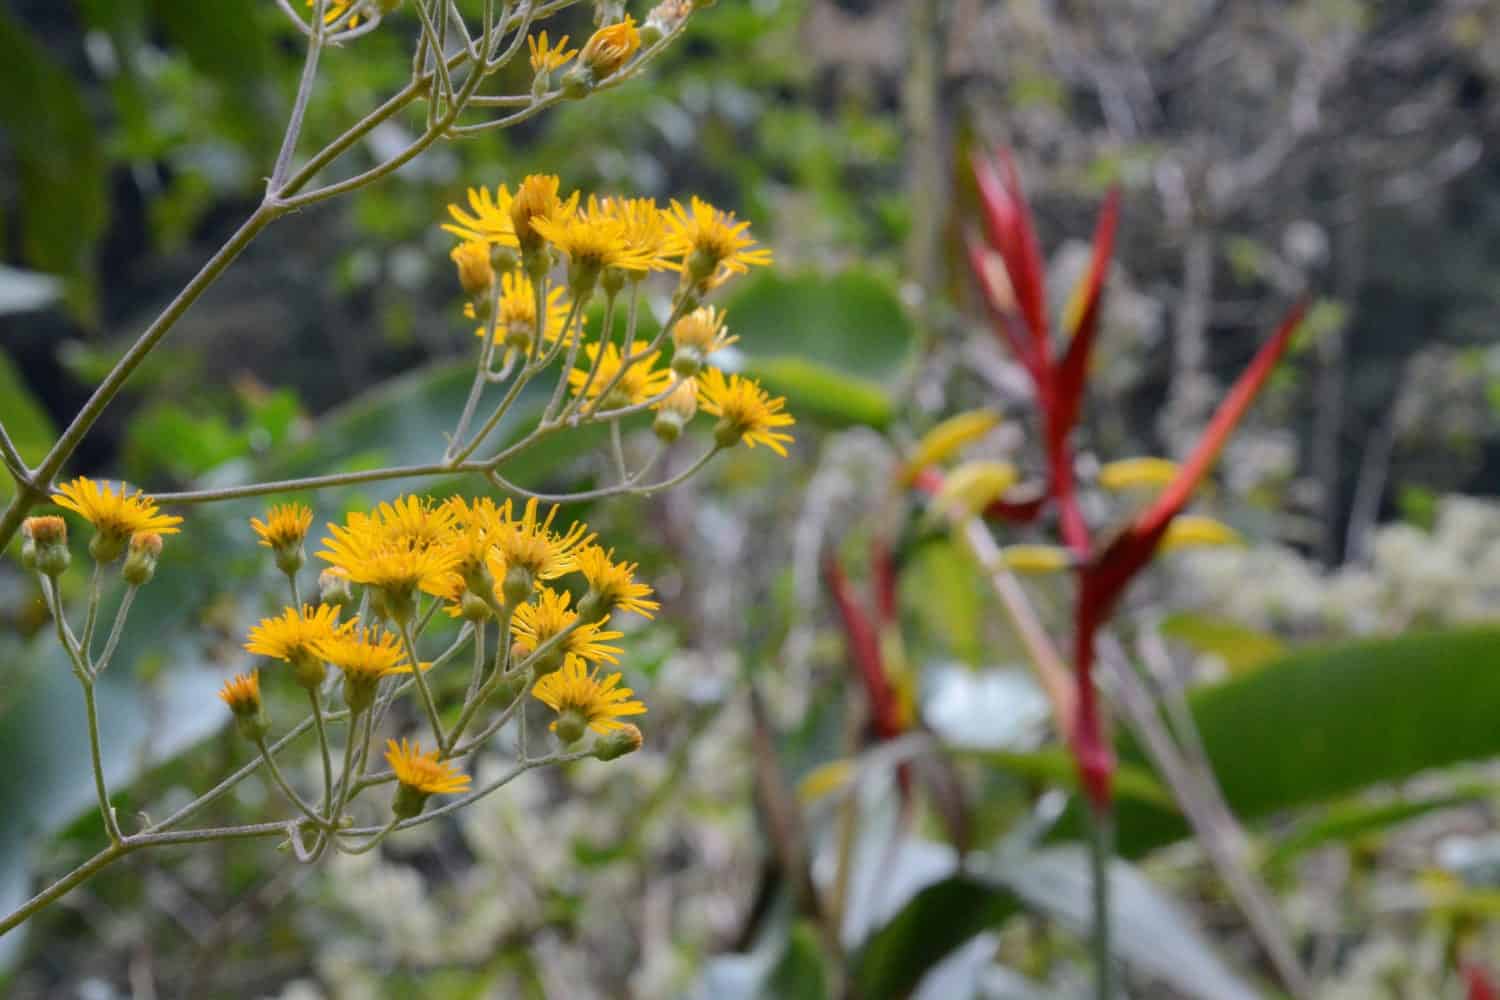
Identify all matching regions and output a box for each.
[8,0,1500,997]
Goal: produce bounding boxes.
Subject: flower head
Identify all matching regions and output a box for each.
[532,655,646,736]
[317,496,463,608]
[578,17,641,79]
[245,604,352,663]
[697,367,795,455]
[465,271,572,347]
[528,30,576,74]
[443,184,517,246]
[568,342,674,407]
[492,498,592,591]
[386,738,471,795]
[52,477,183,555]
[531,204,659,283]
[664,196,773,288]
[672,306,737,355]
[510,174,578,256]
[576,544,658,619]
[317,626,419,711]
[512,587,624,667]
[597,196,673,273]
[451,239,496,297]
[250,503,313,551]
[218,671,262,715]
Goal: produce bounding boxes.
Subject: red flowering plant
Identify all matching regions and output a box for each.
[822,149,1304,993]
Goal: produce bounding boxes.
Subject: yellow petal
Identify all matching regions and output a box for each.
[999,544,1073,575]
[1098,457,1179,492]
[1160,516,1242,553]
[934,460,1019,518]
[798,758,856,804]
[900,410,1002,484]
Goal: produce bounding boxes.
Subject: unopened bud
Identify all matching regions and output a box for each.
[219,671,268,742]
[460,590,493,622]
[670,347,703,378]
[653,378,698,442]
[274,542,304,578]
[554,708,589,745]
[122,532,163,586]
[451,240,495,298]
[23,516,69,577]
[578,17,640,80]
[592,723,642,761]
[319,567,354,607]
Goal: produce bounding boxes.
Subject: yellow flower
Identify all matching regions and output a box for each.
[492,497,593,586]
[672,306,737,355]
[442,184,517,246]
[315,625,417,682]
[696,367,795,455]
[899,410,1001,485]
[52,476,183,545]
[450,239,495,297]
[218,670,262,715]
[568,342,675,406]
[528,30,576,74]
[510,174,578,255]
[1098,457,1180,493]
[999,544,1073,575]
[1160,516,1243,553]
[664,196,773,288]
[575,544,658,619]
[245,604,352,662]
[532,655,646,734]
[317,496,463,600]
[464,271,572,346]
[597,195,673,272]
[250,503,313,551]
[578,17,641,78]
[511,587,624,666]
[530,206,659,278]
[933,460,1020,519]
[385,738,472,796]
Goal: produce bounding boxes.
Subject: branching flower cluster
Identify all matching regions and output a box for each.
[0,0,792,940]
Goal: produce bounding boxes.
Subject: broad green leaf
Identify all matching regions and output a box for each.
[740,356,893,429]
[1158,612,1286,674]
[903,539,985,662]
[768,920,834,1000]
[854,876,1018,1000]
[1264,788,1490,875]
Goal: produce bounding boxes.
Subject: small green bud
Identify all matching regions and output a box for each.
[652,409,685,443]
[671,348,704,378]
[121,532,163,586]
[592,723,643,761]
[461,590,493,623]
[23,516,69,577]
[554,708,589,746]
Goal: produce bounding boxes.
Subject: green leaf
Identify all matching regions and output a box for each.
[740,356,893,429]
[902,539,985,662]
[768,920,834,1000]
[853,876,1018,999]
[1158,612,1286,674]
[955,747,1175,810]
[1264,788,1490,875]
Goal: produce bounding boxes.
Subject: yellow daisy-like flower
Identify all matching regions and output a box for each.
[532,655,646,734]
[493,498,593,584]
[528,30,576,74]
[530,206,658,276]
[385,738,472,796]
[568,342,675,406]
[218,670,262,714]
[52,477,183,553]
[464,271,572,345]
[510,174,579,255]
[318,496,463,599]
[442,184,517,246]
[663,196,773,288]
[450,239,495,297]
[245,604,352,662]
[512,587,624,665]
[575,544,659,619]
[596,195,673,272]
[315,625,416,681]
[250,503,313,550]
[672,305,738,355]
[578,16,641,78]
[697,367,796,456]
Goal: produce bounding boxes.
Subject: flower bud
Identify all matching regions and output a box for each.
[219,671,268,743]
[643,0,692,45]
[319,567,354,607]
[653,379,698,442]
[502,565,535,606]
[23,516,69,577]
[460,590,493,623]
[592,723,642,761]
[122,531,163,586]
[554,708,589,745]
[578,17,640,81]
[451,240,495,298]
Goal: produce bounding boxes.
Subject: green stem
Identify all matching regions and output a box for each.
[309,688,335,814]
[400,622,447,748]
[1088,801,1115,1000]
[254,737,325,825]
[82,680,123,843]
